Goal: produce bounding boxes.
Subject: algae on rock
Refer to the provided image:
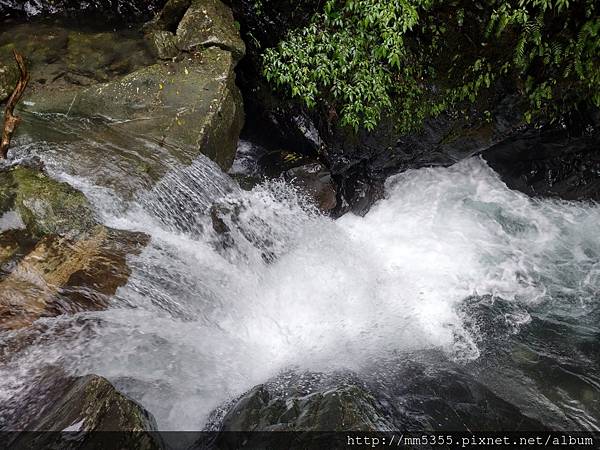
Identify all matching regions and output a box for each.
[0,164,148,331]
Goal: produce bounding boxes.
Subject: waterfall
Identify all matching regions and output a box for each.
[1,147,598,430]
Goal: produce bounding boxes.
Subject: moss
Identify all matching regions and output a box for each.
[7,166,97,238]
[176,0,246,62]
[221,383,389,431]
[0,44,20,102]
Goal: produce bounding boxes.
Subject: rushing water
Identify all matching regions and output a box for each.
[0,114,599,432]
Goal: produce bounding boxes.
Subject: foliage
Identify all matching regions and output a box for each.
[262,0,600,132]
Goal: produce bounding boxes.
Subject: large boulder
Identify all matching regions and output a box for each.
[483,127,600,201]
[0,163,149,331]
[5,368,160,449]
[219,384,389,432]
[0,165,97,238]
[201,372,392,449]
[1,0,245,194]
[175,0,245,61]
[205,363,545,448]
[26,47,243,173]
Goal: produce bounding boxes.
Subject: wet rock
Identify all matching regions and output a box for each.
[483,127,600,201]
[6,368,160,449]
[366,354,546,432]
[285,163,336,212]
[27,47,242,170]
[65,31,156,84]
[0,0,166,22]
[220,384,389,432]
[209,201,276,264]
[203,372,391,448]
[0,47,19,102]
[0,23,153,95]
[147,29,180,59]
[207,361,545,445]
[0,227,148,330]
[145,0,191,33]
[0,166,97,239]
[2,0,245,186]
[0,164,149,331]
[145,0,245,61]
[176,0,245,62]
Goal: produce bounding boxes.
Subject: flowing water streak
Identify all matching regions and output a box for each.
[1,151,598,431]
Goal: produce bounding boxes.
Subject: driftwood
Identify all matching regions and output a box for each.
[0,50,30,159]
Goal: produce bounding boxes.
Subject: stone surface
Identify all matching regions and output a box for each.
[483,128,600,201]
[0,23,154,94]
[220,384,389,432]
[206,363,545,441]
[146,0,245,62]
[285,163,337,212]
[0,164,149,331]
[0,166,97,239]
[147,29,180,59]
[24,47,243,170]
[176,0,245,62]
[0,47,19,102]
[0,1,245,188]
[202,372,392,449]
[6,369,160,449]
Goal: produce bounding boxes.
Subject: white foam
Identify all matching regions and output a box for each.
[1,157,598,431]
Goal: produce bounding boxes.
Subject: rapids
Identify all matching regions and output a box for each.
[0,117,599,432]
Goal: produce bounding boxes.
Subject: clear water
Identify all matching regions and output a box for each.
[0,115,599,432]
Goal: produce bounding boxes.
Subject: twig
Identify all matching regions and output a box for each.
[0,50,30,159]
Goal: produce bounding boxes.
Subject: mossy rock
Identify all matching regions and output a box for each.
[0,166,97,239]
[205,373,392,449]
[8,372,161,450]
[176,0,246,62]
[0,164,149,331]
[2,2,245,195]
[145,0,245,62]
[0,224,148,330]
[66,30,154,83]
[144,0,192,39]
[22,47,244,177]
[220,383,389,432]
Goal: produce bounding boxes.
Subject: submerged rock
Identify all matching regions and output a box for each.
[285,163,337,212]
[0,163,148,331]
[6,368,160,449]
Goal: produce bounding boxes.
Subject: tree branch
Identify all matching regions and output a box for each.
[0,50,30,159]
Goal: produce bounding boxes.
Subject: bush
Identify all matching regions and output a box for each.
[262,0,600,132]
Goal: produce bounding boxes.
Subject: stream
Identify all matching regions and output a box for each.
[0,110,598,433]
